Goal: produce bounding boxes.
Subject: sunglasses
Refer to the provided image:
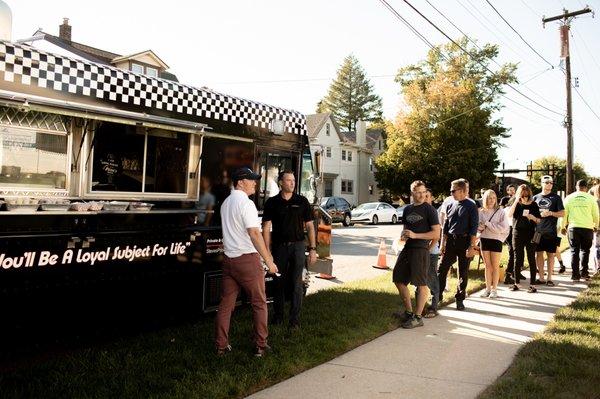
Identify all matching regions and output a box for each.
[450,189,462,194]
[542,181,553,185]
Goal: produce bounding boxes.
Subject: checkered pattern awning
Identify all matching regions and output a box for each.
[0,41,306,135]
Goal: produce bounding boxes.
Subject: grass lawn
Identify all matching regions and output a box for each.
[0,241,567,399]
[479,275,600,399]
[0,262,486,399]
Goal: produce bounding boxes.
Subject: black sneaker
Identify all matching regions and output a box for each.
[216,344,232,356]
[504,275,515,285]
[254,344,272,358]
[510,284,520,291]
[527,286,537,293]
[518,273,527,281]
[456,300,466,311]
[571,275,581,281]
[392,310,413,322]
[558,266,566,274]
[401,315,424,329]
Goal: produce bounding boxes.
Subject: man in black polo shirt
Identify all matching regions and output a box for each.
[437,179,479,311]
[262,170,317,329]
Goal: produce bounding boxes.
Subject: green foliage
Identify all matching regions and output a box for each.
[375,39,517,199]
[530,156,588,193]
[317,54,383,132]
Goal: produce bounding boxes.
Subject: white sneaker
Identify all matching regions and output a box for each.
[489,290,498,299]
[480,289,491,298]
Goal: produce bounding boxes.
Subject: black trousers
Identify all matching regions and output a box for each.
[438,235,471,301]
[272,241,306,324]
[512,228,537,283]
[505,226,515,275]
[568,227,594,278]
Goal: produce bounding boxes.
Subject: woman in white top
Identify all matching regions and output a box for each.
[478,189,510,298]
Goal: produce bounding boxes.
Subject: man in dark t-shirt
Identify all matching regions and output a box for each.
[393,180,440,329]
[262,170,316,329]
[533,175,564,286]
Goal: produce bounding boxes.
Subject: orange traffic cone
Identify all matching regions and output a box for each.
[372,239,390,270]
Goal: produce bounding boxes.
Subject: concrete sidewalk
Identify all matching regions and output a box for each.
[249,251,595,399]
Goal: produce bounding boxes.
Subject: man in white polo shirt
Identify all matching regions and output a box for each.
[215,167,278,358]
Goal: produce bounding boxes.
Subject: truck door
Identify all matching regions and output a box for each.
[255,148,298,210]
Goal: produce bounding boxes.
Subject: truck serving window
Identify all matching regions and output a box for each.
[0,124,68,191]
[91,122,189,194]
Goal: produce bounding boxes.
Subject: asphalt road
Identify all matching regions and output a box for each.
[307,222,402,294]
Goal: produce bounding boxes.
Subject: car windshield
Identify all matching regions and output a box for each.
[355,203,378,210]
[320,197,330,207]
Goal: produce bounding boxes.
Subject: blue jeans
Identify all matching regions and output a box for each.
[415,253,440,310]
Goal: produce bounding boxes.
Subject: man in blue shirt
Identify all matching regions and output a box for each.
[437,179,479,311]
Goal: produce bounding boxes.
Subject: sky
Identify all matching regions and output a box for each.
[4,0,600,178]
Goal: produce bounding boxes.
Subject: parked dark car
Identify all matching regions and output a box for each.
[320,196,352,226]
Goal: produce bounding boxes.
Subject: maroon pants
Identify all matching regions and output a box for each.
[215,253,268,349]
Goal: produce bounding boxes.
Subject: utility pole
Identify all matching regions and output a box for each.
[543,6,592,194]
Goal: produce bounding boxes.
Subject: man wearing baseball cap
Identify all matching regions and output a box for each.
[533,175,564,286]
[215,166,278,357]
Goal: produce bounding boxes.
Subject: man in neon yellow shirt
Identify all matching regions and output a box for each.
[561,179,600,280]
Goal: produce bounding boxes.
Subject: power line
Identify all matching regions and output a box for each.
[400,0,565,116]
[573,85,600,122]
[378,0,439,52]
[484,0,555,68]
[453,0,539,68]
[424,1,564,112]
[519,0,542,18]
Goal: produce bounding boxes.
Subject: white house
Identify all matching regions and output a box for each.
[307,113,384,206]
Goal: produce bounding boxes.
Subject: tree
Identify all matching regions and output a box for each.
[530,156,588,193]
[317,54,383,132]
[375,39,517,201]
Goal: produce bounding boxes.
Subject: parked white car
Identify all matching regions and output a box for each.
[395,204,408,223]
[350,202,397,225]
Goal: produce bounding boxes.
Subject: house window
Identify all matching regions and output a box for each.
[369,184,373,195]
[146,67,159,78]
[131,63,144,74]
[326,147,332,158]
[378,140,382,150]
[347,151,352,162]
[369,157,374,172]
[341,150,346,161]
[326,123,330,136]
[341,179,354,194]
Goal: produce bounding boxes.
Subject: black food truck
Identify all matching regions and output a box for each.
[0,40,333,336]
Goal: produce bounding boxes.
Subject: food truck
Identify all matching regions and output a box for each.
[0,39,333,331]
